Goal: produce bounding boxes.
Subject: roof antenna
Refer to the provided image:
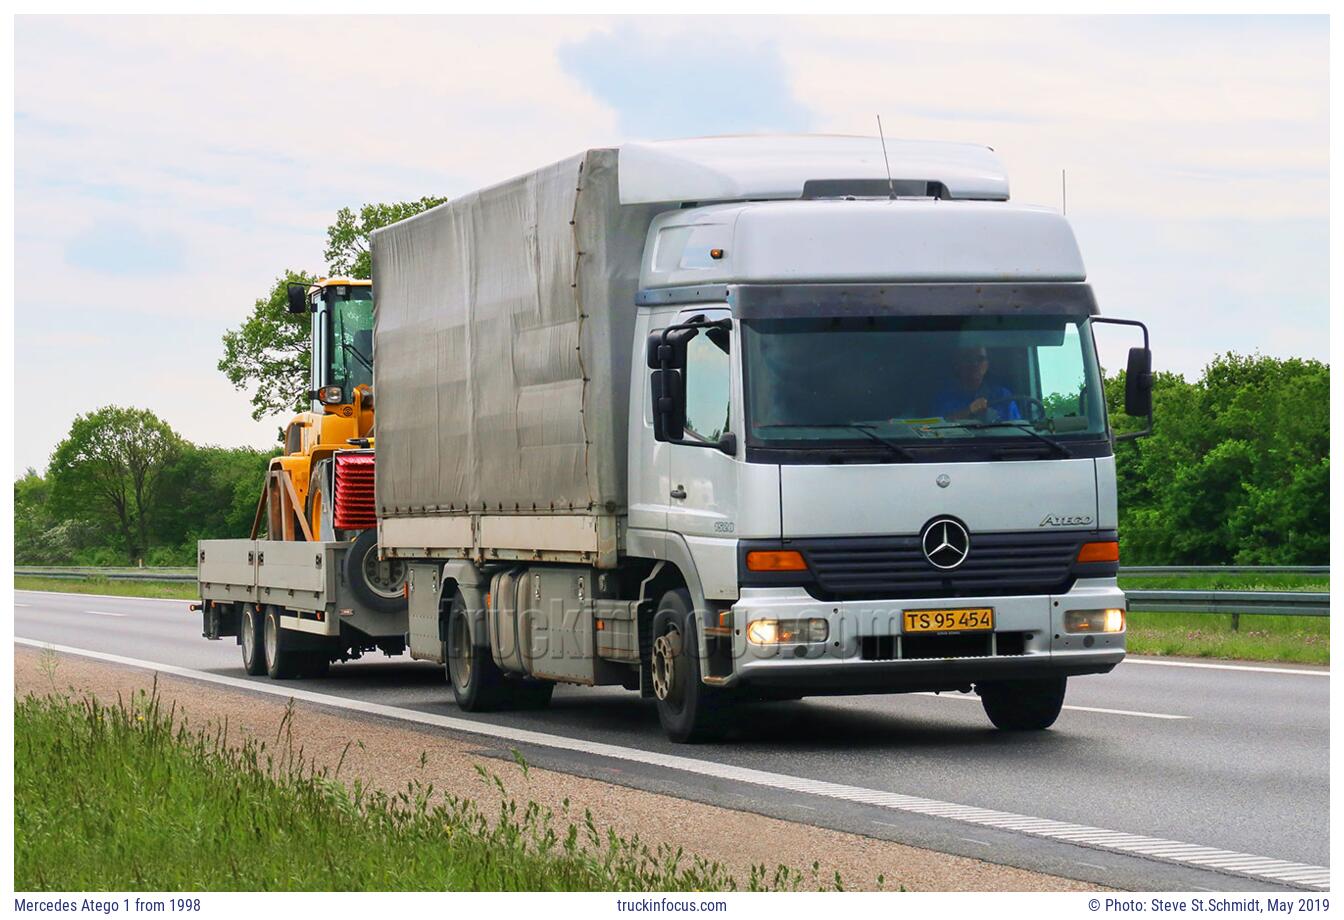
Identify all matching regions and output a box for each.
[1062,168,1068,215]
[876,115,896,200]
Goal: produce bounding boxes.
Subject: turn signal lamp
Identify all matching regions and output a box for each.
[1076,541,1120,564]
[746,618,829,645]
[746,550,808,572]
[1064,609,1126,633]
[319,385,344,405]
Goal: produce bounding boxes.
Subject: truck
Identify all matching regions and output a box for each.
[195,277,409,679]
[200,135,1153,743]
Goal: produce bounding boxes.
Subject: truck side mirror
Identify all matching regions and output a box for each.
[286,282,310,315]
[651,369,685,441]
[1124,346,1153,418]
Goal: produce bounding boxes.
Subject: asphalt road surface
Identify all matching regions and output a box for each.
[14,589,1330,891]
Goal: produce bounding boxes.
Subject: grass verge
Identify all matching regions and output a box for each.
[15,684,859,892]
[1123,612,1327,666]
[1120,574,1329,665]
[14,575,197,601]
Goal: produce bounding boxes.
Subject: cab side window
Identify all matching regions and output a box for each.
[684,327,730,441]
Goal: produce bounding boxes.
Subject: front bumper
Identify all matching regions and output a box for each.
[717,579,1125,693]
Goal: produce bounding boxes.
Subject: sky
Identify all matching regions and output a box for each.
[13,14,1329,474]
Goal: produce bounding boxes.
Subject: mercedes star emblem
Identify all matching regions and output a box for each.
[936,474,951,489]
[921,518,970,570]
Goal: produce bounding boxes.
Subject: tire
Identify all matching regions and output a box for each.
[650,589,734,743]
[263,606,301,680]
[344,528,408,614]
[979,677,1068,730]
[511,680,555,711]
[445,590,510,711]
[240,605,265,676]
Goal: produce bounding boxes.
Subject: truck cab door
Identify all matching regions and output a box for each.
[667,307,740,598]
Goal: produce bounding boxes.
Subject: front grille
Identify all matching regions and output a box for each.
[805,531,1082,599]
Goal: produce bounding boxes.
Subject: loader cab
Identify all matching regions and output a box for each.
[286,278,375,414]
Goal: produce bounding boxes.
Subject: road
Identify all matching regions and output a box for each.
[14,589,1330,892]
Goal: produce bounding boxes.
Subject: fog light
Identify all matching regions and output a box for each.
[746,618,829,645]
[1064,608,1126,633]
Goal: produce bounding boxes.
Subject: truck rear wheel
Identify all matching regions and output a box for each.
[651,589,734,743]
[345,528,408,614]
[263,606,301,680]
[979,677,1068,730]
[240,605,265,676]
[445,591,510,711]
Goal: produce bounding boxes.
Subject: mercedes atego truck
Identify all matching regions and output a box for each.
[203,135,1154,743]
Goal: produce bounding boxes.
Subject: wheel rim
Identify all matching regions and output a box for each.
[361,544,408,600]
[651,627,683,704]
[449,612,472,691]
[242,610,256,665]
[264,611,278,669]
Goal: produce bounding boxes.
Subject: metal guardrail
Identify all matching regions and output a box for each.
[1120,565,1329,577]
[1126,590,1330,617]
[15,566,196,583]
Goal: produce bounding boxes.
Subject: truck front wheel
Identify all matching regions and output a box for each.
[651,589,734,743]
[978,677,1068,730]
[240,605,265,676]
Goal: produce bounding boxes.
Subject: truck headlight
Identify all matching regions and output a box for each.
[1064,608,1125,633]
[746,618,829,645]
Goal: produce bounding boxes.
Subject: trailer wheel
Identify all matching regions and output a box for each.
[263,606,300,680]
[445,590,510,711]
[651,589,734,743]
[240,605,265,676]
[979,677,1068,731]
[344,529,408,614]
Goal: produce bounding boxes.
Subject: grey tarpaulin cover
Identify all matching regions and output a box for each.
[371,148,659,522]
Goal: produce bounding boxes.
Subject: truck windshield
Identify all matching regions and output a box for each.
[328,287,374,402]
[741,315,1107,453]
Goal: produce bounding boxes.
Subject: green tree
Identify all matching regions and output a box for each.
[1106,353,1329,565]
[47,407,184,565]
[324,196,447,278]
[152,444,275,561]
[218,269,316,421]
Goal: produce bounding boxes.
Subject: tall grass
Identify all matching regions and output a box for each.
[15,685,855,892]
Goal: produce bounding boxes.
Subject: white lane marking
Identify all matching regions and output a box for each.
[84,610,128,618]
[959,837,992,847]
[13,637,1330,891]
[15,604,30,607]
[1075,861,1108,871]
[912,691,1188,720]
[15,590,190,606]
[1122,658,1328,678]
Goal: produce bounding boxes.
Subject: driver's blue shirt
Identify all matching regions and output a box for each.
[934,383,1021,421]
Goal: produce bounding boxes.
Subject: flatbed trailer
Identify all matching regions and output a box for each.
[197,538,408,678]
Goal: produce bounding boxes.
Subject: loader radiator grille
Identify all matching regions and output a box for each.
[333,452,376,531]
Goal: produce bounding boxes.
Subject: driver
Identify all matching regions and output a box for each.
[934,346,1020,421]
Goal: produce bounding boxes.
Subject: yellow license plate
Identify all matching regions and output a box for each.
[903,608,994,633]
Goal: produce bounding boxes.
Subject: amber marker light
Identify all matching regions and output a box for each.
[1077,541,1120,563]
[746,550,808,572]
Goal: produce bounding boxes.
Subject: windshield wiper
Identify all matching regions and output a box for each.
[757,423,916,461]
[929,419,1073,458]
[342,340,373,374]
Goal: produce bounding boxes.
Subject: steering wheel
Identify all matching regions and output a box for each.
[984,394,1047,423]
